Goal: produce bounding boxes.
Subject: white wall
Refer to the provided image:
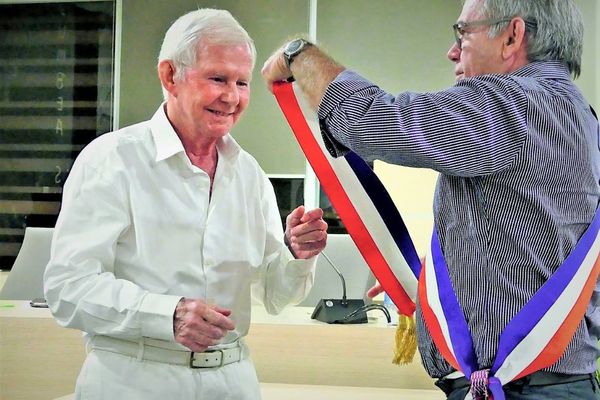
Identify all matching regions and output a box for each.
[574,0,598,109]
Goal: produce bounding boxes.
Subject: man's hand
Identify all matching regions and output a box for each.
[173,298,235,352]
[366,256,425,299]
[285,206,328,259]
[261,44,292,92]
[366,282,384,299]
[262,41,344,110]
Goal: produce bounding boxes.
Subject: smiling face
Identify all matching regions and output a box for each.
[447,1,508,81]
[165,42,253,145]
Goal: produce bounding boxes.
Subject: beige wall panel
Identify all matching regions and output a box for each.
[575,0,598,109]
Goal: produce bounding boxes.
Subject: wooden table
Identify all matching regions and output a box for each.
[1,301,439,400]
[247,306,436,389]
[55,383,444,400]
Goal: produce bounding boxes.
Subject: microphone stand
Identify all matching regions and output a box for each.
[310,250,368,324]
[321,252,348,305]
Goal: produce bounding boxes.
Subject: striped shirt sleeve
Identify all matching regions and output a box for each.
[318,70,530,177]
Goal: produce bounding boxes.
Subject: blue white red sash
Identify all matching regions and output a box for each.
[419,209,600,399]
[272,81,600,399]
[272,82,421,316]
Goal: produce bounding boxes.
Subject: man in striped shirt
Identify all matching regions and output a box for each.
[262,0,599,399]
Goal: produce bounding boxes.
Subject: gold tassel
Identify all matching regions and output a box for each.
[392,313,417,365]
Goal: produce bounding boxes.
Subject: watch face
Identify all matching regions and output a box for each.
[284,39,310,68]
[286,39,304,54]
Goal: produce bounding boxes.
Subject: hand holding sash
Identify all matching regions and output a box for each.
[261,42,292,92]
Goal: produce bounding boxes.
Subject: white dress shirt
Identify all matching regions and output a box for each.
[44,104,316,349]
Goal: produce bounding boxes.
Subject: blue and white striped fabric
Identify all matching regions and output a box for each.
[318,60,600,378]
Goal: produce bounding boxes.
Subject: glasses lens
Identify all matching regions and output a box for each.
[452,24,462,49]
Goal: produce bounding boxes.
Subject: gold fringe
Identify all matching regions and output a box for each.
[392,313,417,365]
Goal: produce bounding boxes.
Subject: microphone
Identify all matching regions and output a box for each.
[310,251,368,324]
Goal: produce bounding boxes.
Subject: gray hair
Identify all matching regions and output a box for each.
[158,9,257,99]
[465,0,584,78]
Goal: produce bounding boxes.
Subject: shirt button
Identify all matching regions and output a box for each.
[205,258,214,267]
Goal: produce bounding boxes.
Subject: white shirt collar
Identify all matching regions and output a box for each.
[149,102,241,164]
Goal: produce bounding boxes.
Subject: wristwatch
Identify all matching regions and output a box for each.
[283,38,312,68]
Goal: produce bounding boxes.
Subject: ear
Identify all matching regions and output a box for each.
[501,17,527,60]
[158,60,178,97]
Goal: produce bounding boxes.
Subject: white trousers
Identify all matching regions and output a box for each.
[75,348,261,400]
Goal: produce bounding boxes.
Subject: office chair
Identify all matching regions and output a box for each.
[0,227,54,300]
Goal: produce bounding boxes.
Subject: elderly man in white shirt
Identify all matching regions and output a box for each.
[43,9,327,400]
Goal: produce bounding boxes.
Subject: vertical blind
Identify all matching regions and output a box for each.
[0,1,115,269]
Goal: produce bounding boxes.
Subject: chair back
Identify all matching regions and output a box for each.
[0,227,54,300]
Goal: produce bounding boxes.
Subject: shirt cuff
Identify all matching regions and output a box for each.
[138,292,183,341]
[280,244,317,277]
[317,69,376,120]
[319,118,350,158]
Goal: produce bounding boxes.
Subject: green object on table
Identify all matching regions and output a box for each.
[0,303,15,308]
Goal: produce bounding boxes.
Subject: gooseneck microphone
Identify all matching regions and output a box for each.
[310,250,368,324]
[321,252,348,305]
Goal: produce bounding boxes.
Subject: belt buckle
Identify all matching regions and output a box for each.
[189,349,224,369]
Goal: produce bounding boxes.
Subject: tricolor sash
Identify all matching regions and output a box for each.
[272,82,422,316]
[272,81,600,399]
[419,209,600,399]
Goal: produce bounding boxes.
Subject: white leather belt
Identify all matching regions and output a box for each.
[89,336,243,368]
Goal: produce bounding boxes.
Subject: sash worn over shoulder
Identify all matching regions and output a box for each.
[419,210,600,399]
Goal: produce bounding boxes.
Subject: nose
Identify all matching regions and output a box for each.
[447,42,461,63]
[221,82,240,105]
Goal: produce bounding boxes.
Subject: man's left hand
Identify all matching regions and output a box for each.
[285,206,327,259]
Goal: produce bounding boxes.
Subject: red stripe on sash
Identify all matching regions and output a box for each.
[418,266,461,371]
[273,82,415,316]
[514,254,600,380]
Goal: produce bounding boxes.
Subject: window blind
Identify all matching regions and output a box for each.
[0,1,115,269]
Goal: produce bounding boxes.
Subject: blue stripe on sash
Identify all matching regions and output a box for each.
[345,152,421,276]
[431,230,478,376]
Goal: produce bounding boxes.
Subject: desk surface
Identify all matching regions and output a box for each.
[1,301,438,400]
[246,304,436,390]
[0,300,391,324]
[261,383,443,400]
[54,383,444,400]
[0,299,53,318]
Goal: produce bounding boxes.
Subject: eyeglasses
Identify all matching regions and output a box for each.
[452,17,538,49]
[452,17,513,49]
